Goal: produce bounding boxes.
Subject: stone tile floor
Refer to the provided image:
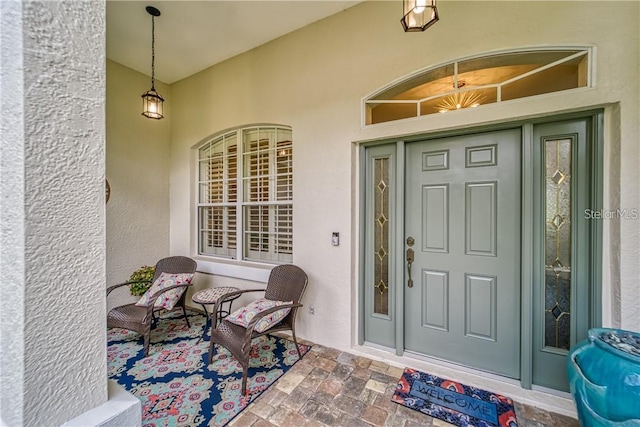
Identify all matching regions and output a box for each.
[230,338,580,427]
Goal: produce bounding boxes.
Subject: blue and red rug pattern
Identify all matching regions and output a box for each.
[392,368,518,427]
[107,310,310,426]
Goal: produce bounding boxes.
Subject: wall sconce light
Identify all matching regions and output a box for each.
[401,0,439,32]
[141,6,164,120]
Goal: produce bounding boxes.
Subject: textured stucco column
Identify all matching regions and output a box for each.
[1,1,108,425]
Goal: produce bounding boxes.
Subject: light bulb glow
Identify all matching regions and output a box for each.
[142,89,164,119]
[436,91,485,113]
[414,0,427,14]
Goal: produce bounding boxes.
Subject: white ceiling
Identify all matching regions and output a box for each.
[107,1,361,84]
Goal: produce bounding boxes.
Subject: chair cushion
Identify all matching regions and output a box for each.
[226,298,292,333]
[135,272,193,310]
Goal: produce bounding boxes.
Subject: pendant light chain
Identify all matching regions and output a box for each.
[151,14,156,90]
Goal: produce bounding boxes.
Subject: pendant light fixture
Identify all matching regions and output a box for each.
[141,6,164,120]
[401,0,439,32]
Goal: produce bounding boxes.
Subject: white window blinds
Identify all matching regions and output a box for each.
[197,126,293,263]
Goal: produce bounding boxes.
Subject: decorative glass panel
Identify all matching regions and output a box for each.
[544,139,572,350]
[373,157,390,315]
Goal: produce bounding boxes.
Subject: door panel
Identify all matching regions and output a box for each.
[422,184,449,252]
[405,129,521,379]
[422,270,449,331]
[465,182,497,256]
[465,274,497,341]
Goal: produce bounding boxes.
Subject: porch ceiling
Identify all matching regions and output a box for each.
[107,0,361,84]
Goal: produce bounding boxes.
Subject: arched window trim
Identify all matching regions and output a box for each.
[362,46,594,127]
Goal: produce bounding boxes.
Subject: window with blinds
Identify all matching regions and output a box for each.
[197,125,293,263]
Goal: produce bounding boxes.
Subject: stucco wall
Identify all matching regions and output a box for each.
[169,1,639,348]
[0,2,26,424]
[1,1,108,425]
[106,60,171,309]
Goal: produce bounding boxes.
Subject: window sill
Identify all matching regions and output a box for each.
[194,256,272,283]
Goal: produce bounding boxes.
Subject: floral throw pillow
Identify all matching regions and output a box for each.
[135,272,193,310]
[226,298,292,333]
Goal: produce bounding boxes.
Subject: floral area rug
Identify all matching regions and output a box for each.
[392,368,518,427]
[108,310,310,426]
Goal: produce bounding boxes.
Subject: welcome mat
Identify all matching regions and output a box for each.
[392,368,518,427]
[108,310,310,426]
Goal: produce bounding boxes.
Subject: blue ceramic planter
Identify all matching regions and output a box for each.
[567,328,640,426]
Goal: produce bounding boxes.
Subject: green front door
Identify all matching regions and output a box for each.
[360,113,602,391]
[404,129,522,378]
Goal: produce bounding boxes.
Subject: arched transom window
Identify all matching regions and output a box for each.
[364,48,591,125]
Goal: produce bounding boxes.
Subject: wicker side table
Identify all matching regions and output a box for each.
[192,286,240,342]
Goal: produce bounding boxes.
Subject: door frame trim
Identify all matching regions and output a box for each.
[520,122,535,388]
[394,140,406,356]
[358,110,603,390]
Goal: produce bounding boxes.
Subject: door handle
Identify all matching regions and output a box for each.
[406,236,415,288]
[406,248,414,288]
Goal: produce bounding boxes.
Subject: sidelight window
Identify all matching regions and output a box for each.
[543,138,572,350]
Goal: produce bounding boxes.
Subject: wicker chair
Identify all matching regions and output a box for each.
[208,264,308,395]
[107,256,197,356]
